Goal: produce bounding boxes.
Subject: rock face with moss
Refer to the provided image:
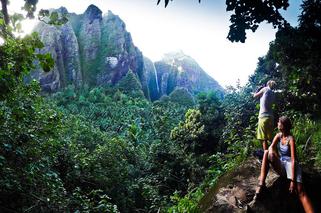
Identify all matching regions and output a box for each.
[144,52,224,101]
[33,5,146,96]
[32,7,82,92]
[33,5,222,99]
[78,5,102,86]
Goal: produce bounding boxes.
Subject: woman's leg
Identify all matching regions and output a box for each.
[258,150,270,186]
[267,150,283,175]
[297,183,314,213]
[256,149,284,194]
[258,149,283,185]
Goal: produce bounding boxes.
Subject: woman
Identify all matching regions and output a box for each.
[255,116,314,213]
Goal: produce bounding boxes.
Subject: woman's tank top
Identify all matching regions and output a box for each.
[278,134,291,161]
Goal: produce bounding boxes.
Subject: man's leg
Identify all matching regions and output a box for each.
[258,117,270,150]
[262,117,273,150]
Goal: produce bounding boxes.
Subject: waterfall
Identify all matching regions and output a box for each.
[152,62,159,93]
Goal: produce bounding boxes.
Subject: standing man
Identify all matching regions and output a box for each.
[253,80,276,150]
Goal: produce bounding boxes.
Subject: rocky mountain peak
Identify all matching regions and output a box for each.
[163,50,192,63]
[84,4,102,21]
[144,52,224,101]
[106,10,126,28]
[107,10,116,17]
[161,51,205,75]
[56,6,68,14]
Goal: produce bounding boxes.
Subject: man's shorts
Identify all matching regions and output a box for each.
[257,116,274,141]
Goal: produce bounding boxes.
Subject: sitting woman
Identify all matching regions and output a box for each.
[255,116,314,213]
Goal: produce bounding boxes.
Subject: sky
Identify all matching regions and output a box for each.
[8,0,301,88]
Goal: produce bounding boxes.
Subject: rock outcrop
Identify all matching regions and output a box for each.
[32,7,82,92]
[199,157,321,213]
[33,5,146,96]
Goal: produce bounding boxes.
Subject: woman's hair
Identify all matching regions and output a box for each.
[267,80,276,89]
[279,116,292,133]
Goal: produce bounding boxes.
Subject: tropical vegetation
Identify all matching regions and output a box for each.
[1,0,321,212]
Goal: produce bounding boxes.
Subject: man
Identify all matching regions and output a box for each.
[253,80,276,150]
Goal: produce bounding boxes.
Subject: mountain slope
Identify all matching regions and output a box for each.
[144,52,224,101]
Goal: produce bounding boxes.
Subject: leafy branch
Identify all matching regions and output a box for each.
[157,0,201,8]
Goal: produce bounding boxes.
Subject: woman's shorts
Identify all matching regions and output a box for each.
[257,116,274,141]
[280,157,303,183]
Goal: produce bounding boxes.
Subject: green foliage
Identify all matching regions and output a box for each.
[226,0,289,42]
[0,32,54,98]
[166,92,230,212]
[171,109,205,152]
[22,0,39,19]
[0,81,68,211]
[50,85,194,212]
[69,188,119,213]
[288,113,321,170]
[169,87,195,107]
[170,91,225,154]
[250,0,321,115]
[64,118,137,211]
[168,188,203,213]
[314,130,321,169]
[0,15,66,210]
[197,92,225,152]
[168,151,244,212]
[9,13,24,32]
[38,10,68,26]
[157,0,201,8]
[221,86,257,154]
[2,1,321,212]
[117,70,145,98]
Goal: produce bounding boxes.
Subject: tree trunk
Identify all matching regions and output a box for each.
[1,0,9,25]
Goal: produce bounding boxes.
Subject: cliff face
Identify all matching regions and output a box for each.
[33,5,146,96]
[32,7,82,91]
[144,52,224,101]
[33,5,222,100]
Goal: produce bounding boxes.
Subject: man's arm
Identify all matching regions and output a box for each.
[253,87,266,99]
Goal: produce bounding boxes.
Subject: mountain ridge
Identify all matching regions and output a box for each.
[32,5,224,100]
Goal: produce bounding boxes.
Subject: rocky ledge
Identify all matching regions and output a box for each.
[199,157,321,213]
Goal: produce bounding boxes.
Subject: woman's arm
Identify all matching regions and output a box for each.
[269,133,281,151]
[289,136,297,193]
[289,136,296,181]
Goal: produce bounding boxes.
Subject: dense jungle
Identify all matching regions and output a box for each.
[1,0,321,212]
